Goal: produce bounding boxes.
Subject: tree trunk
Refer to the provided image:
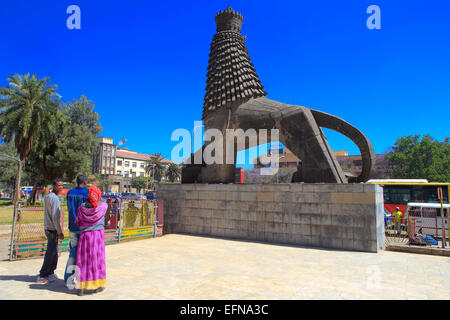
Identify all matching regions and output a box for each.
[13,161,22,208]
[10,160,22,261]
[29,174,42,206]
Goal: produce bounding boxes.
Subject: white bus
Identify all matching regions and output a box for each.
[405,202,450,239]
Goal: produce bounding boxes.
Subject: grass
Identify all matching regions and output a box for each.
[0,207,13,225]
[0,199,12,206]
[0,206,69,226]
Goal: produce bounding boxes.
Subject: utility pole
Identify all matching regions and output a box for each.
[438,187,446,248]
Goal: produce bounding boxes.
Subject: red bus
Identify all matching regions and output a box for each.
[33,183,75,201]
[368,179,450,218]
[235,167,244,184]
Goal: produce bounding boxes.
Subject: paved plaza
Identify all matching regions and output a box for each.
[0,233,449,300]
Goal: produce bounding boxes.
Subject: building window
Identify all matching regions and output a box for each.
[132,172,136,178]
[140,172,144,177]
[117,170,122,175]
[117,160,122,166]
[112,148,115,156]
[132,162,137,168]
[125,161,130,167]
[124,171,129,178]
[140,163,144,168]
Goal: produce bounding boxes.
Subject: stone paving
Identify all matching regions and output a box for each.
[0,233,449,300]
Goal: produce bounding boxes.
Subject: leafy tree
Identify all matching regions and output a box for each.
[0,73,60,203]
[0,142,31,187]
[25,96,102,202]
[98,175,113,193]
[88,173,101,186]
[145,153,166,183]
[165,163,181,182]
[130,176,147,193]
[52,96,101,180]
[386,135,450,182]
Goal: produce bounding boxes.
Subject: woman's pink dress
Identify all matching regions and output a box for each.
[75,202,107,290]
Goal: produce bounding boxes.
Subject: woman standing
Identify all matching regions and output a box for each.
[75,185,107,296]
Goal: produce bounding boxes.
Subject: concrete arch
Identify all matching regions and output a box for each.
[310,109,375,183]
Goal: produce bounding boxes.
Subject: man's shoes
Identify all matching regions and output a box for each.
[77,289,84,296]
[36,276,48,284]
[47,274,58,282]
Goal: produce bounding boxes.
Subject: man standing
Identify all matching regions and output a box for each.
[64,175,88,289]
[37,179,64,283]
[393,207,403,236]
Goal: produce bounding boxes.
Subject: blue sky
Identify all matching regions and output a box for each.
[1,0,449,167]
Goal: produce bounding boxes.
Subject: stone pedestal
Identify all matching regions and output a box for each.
[158,183,385,253]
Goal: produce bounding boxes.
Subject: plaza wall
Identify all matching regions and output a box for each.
[158,183,385,252]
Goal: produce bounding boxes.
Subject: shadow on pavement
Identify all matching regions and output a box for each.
[0,275,77,295]
[28,279,76,295]
[0,275,37,282]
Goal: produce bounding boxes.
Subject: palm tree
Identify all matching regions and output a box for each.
[165,163,181,182]
[0,73,60,205]
[145,153,166,183]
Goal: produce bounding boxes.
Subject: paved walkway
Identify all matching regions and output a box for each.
[0,234,449,300]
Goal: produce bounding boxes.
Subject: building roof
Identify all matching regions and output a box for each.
[116,149,177,164]
[254,149,385,166]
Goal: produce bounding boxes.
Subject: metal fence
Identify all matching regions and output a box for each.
[11,207,69,259]
[9,195,163,261]
[385,208,449,248]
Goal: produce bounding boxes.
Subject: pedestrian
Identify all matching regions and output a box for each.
[110,198,120,229]
[393,207,403,235]
[104,198,112,228]
[75,185,107,296]
[64,175,89,289]
[36,179,65,284]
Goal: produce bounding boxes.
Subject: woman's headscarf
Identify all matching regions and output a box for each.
[88,185,102,208]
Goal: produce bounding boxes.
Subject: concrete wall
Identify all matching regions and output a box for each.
[158,183,385,252]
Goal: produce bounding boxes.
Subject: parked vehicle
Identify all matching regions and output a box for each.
[144,191,157,200]
[405,202,450,239]
[121,192,145,200]
[103,193,121,199]
[368,180,449,220]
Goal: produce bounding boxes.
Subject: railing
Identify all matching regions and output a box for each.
[385,210,448,248]
[9,195,163,261]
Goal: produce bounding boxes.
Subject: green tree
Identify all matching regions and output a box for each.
[0,73,60,204]
[386,135,450,182]
[98,175,113,193]
[53,96,102,180]
[0,142,31,188]
[145,153,166,183]
[165,163,181,182]
[25,95,102,202]
[130,176,147,193]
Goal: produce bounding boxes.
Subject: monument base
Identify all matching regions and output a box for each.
[158,183,385,253]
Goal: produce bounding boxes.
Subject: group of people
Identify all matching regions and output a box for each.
[36,175,108,296]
